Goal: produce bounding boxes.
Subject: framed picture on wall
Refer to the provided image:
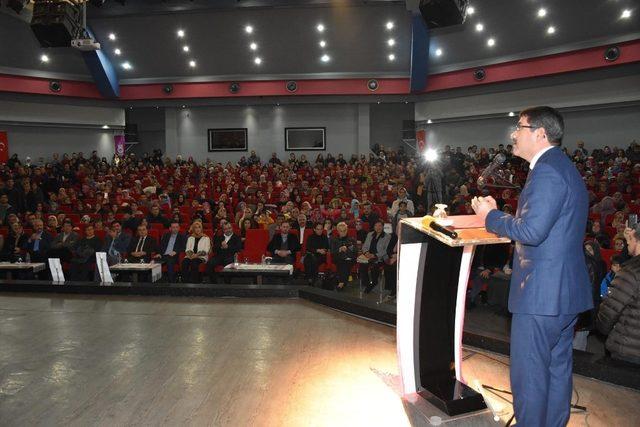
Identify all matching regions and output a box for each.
[285,127,326,151]
[208,128,248,152]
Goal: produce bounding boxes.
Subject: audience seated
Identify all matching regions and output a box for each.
[267,220,300,264]
[181,221,210,283]
[156,222,187,282]
[330,221,356,291]
[207,221,242,283]
[69,223,102,281]
[303,222,330,285]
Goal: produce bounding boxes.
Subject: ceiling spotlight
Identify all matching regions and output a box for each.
[621,9,631,19]
[245,25,253,34]
[435,48,443,57]
[102,125,110,129]
[321,54,330,62]
[388,53,396,61]
[108,33,116,41]
[386,21,394,30]
[121,61,132,70]
[249,42,257,50]
[114,48,121,55]
[427,119,432,124]
[177,29,185,38]
[319,40,326,48]
[254,57,262,65]
[189,60,196,67]
[317,23,325,32]
[467,6,475,15]
[182,105,186,109]
[387,38,395,46]
[40,54,49,63]
[475,23,484,32]
[508,112,515,117]
[537,8,547,18]
[183,45,189,52]
[487,38,496,47]
[547,26,556,34]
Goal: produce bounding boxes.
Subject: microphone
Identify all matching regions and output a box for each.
[429,221,458,239]
[477,153,506,188]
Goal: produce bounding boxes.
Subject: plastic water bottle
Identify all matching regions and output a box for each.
[25,252,31,263]
[261,254,266,265]
[233,253,239,268]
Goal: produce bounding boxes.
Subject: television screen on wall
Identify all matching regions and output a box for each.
[208,128,248,151]
[285,127,326,151]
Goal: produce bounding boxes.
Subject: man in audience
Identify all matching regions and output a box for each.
[0,194,14,226]
[303,222,330,285]
[360,201,380,230]
[268,213,285,239]
[102,221,131,266]
[147,204,170,228]
[24,219,52,278]
[0,222,28,263]
[330,221,356,291]
[359,220,392,293]
[49,219,80,263]
[127,224,157,263]
[207,221,242,283]
[596,225,640,364]
[293,213,311,245]
[267,220,300,264]
[156,221,187,282]
[69,224,102,281]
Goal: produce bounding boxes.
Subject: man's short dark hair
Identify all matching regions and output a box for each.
[399,201,407,207]
[374,219,384,227]
[111,220,121,227]
[520,106,564,146]
[611,254,625,266]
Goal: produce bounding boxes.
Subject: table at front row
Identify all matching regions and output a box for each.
[109,263,162,283]
[0,262,46,279]
[220,263,294,284]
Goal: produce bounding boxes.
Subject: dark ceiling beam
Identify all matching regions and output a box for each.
[86,0,404,19]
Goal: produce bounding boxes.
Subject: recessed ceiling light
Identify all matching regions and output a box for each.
[387,38,395,46]
[388,53,396,61]
[189,60,196,67]
[182,105,186,108]
[102,125,110,129]
[317,23,325,32]
[487,37,495,47]
[508,112,515,117]
[435,48,443,57]
[114,48,121,55]
[537,8,547,18]
[121,62,132,70]
[108,33,116,41]
[254,57,262,65]
[547,25,556,34]
[245,25,253,34]
[427,119,432,124]
[386,21,394,30]
[321,54,330,62]
[177,29,185,38]
[249,42,257,50]
[621,9,632,19]
[183,45,189,52]
[40,54,49,63]
[319,40,326,48]
[475,23,484,32]
[467,6,475,15]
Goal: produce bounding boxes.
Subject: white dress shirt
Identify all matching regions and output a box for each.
[529,146,555,170]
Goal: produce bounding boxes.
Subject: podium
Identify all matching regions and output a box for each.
[397,216,510,416]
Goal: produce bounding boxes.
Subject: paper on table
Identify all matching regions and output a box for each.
[449,215,487,229]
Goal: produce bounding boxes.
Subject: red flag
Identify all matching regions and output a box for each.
[416,129,426,153]
[0,131,8,164]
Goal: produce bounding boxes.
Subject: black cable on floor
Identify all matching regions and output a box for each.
[505,413,515,427]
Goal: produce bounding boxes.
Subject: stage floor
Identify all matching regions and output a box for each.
[0,294,638,426]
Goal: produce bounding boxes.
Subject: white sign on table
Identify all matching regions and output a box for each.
[96,252,114,283]
[48,258,65,282]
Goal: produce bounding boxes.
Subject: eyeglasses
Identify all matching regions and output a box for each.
[514,123,539,131]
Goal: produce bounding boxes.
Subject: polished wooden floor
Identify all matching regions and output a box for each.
[0,294,638,426]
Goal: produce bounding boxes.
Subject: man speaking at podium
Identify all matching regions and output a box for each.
[472,106,592,426]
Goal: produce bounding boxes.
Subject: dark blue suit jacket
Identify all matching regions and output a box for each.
[486,147,593,315]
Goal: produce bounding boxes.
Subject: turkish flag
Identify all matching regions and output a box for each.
[416,129,426,153]
[0,132,8,164]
